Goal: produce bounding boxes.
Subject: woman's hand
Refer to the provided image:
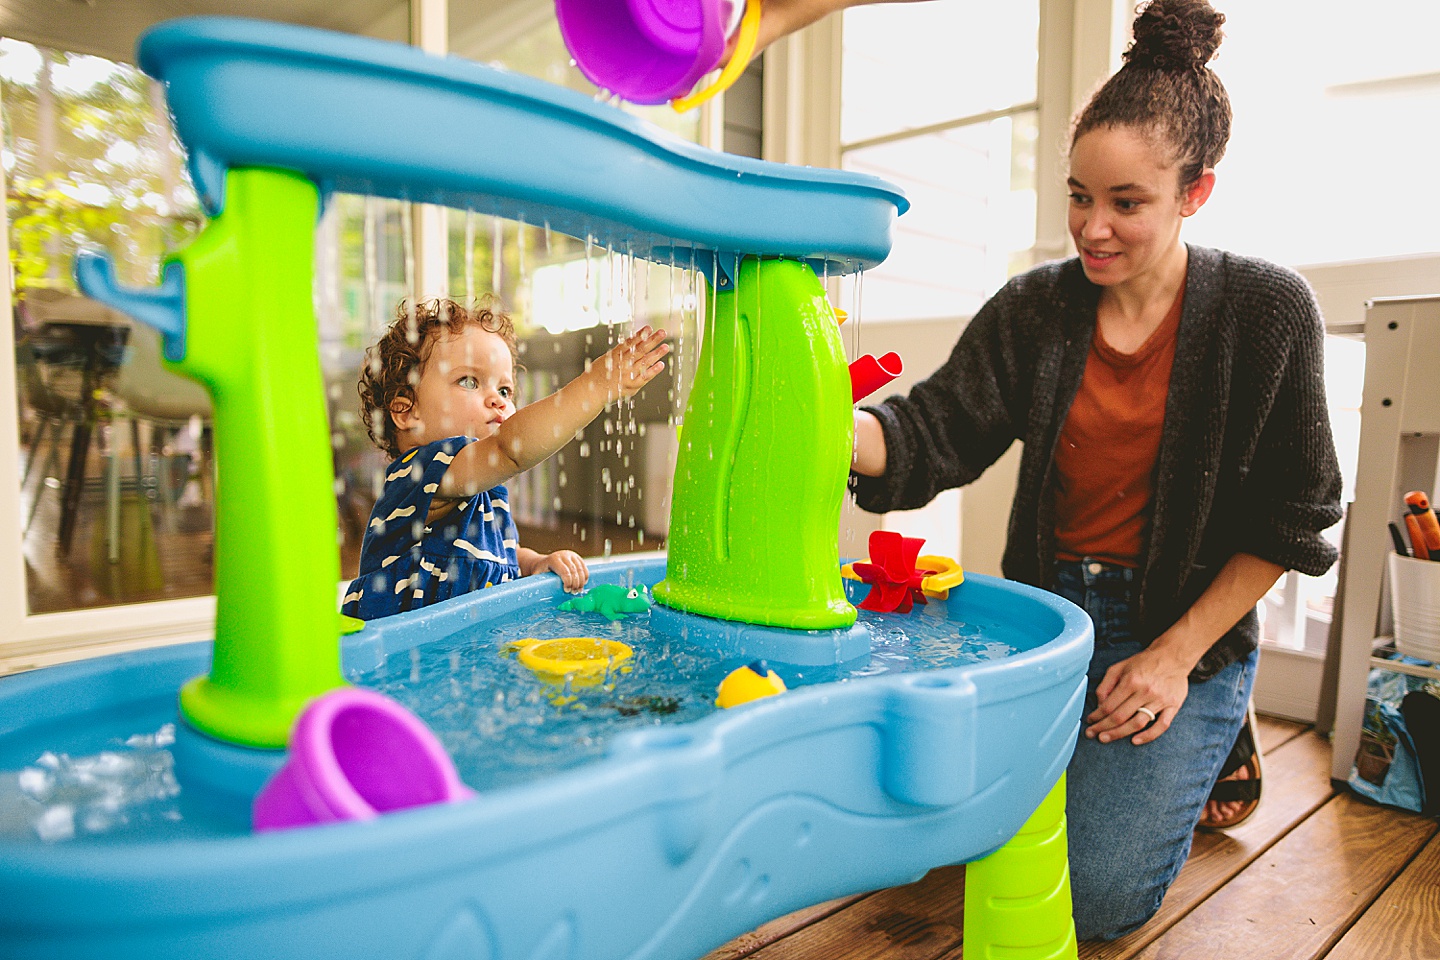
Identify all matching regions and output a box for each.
[541,550,589,593]
[1084,644,1192,746]
[1085,554,1284,746]
[732,0,919,62]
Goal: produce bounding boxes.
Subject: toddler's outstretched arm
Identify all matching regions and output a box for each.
[439,326,669,498]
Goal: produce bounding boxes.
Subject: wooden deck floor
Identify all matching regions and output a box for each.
[703,717,1440,960]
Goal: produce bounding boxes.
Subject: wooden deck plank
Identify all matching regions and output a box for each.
[1323,832,1440,960]
[1257,715,1310,753]
[746,866,967,960]
[1129,792,1438,960]
[713,721,1330,960]
[1079,731,1338,959]
[700,895,871,960]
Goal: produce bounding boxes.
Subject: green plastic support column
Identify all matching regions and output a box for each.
[653,257,854,630]
[964,774,1078,960]
[173,167,346,748]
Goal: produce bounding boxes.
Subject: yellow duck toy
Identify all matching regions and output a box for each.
[715,660,787,708]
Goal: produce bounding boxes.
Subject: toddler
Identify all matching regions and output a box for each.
[342,298,668,620]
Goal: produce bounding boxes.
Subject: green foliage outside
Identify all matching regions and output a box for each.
[1,41,202,297]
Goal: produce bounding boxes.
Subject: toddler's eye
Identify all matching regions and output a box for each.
[499,386,513,399]
[457,375,478,389]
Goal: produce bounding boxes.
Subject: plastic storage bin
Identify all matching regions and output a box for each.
[1389,552,1440,662]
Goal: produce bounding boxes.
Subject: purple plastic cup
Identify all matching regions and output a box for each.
[252,688,473,832]
[556,0,740,104]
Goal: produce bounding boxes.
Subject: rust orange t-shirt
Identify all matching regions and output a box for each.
[1053,287,1183,567]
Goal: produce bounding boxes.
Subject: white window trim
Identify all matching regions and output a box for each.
[0,0,454,675]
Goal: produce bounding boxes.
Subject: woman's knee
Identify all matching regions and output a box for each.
[1071,771,1192,944]
[1070,863,1166,941]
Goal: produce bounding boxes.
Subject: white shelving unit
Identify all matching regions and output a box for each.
[1368,641,1440,682]
[1326,295,1440,782]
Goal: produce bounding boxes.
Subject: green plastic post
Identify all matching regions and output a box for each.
[653,257,854,630]
[964,774,1078,960]
[172,167,346,748]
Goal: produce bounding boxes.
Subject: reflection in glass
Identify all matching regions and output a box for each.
[3,38,212,614]
[320,196,707,584]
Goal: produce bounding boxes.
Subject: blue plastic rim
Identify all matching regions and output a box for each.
[133,17,908,273]
[0,557,1090,960]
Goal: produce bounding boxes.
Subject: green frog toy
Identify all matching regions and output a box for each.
[558,584,652,621]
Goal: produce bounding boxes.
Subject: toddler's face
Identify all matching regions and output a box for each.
[394,324,516,448]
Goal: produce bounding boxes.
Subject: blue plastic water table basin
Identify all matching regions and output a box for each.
[0,556,1089,959]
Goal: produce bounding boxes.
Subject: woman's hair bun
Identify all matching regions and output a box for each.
[1125,0,1225,72]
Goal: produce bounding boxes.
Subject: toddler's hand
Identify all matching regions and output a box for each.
[544,550,590,593]
[588,326,669,403]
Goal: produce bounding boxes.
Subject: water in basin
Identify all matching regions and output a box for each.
[0,577,1018,846]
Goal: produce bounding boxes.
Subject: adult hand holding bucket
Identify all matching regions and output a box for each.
[556,0,761,108]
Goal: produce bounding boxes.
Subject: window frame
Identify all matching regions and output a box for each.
[0,0,1116,672]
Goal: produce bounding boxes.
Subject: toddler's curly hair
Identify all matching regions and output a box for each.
[358,297,519,459]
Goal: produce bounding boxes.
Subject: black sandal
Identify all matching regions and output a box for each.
[1199,700,1263,830]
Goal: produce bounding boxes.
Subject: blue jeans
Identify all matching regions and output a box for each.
[1050,559,1256,941]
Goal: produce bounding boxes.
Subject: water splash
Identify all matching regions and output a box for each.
[0,725,181,843]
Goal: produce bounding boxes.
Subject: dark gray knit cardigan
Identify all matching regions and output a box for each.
[853,245,1343,679]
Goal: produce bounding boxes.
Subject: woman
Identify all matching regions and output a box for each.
[847,0,1341,940]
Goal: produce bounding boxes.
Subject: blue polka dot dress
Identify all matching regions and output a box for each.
[342,437,521,620]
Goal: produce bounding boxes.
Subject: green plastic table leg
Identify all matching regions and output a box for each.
[653,257,855,630]
[964,774,1078,960]
[172,167,346,748]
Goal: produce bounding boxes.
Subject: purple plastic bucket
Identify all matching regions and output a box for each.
[252,688,473,832]
[556,0,737,104]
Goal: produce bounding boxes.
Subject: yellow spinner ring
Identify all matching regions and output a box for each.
[511,637,633,682]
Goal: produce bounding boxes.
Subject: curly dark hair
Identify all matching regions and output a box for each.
[1071,0,1232,192]
[358,297,519,459]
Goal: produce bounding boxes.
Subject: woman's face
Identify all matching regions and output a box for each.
[1067,125,1213,289]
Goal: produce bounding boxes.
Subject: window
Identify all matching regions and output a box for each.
[1181,0,1440,265]
[838,0,1041,322]
[2,39,210,616]
[0,7,415,667]
[320,197,707,578]
[0,3,723,669]
[1192,1,1440,657]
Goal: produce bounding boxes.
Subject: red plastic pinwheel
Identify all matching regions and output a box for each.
[852,530,932,614]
